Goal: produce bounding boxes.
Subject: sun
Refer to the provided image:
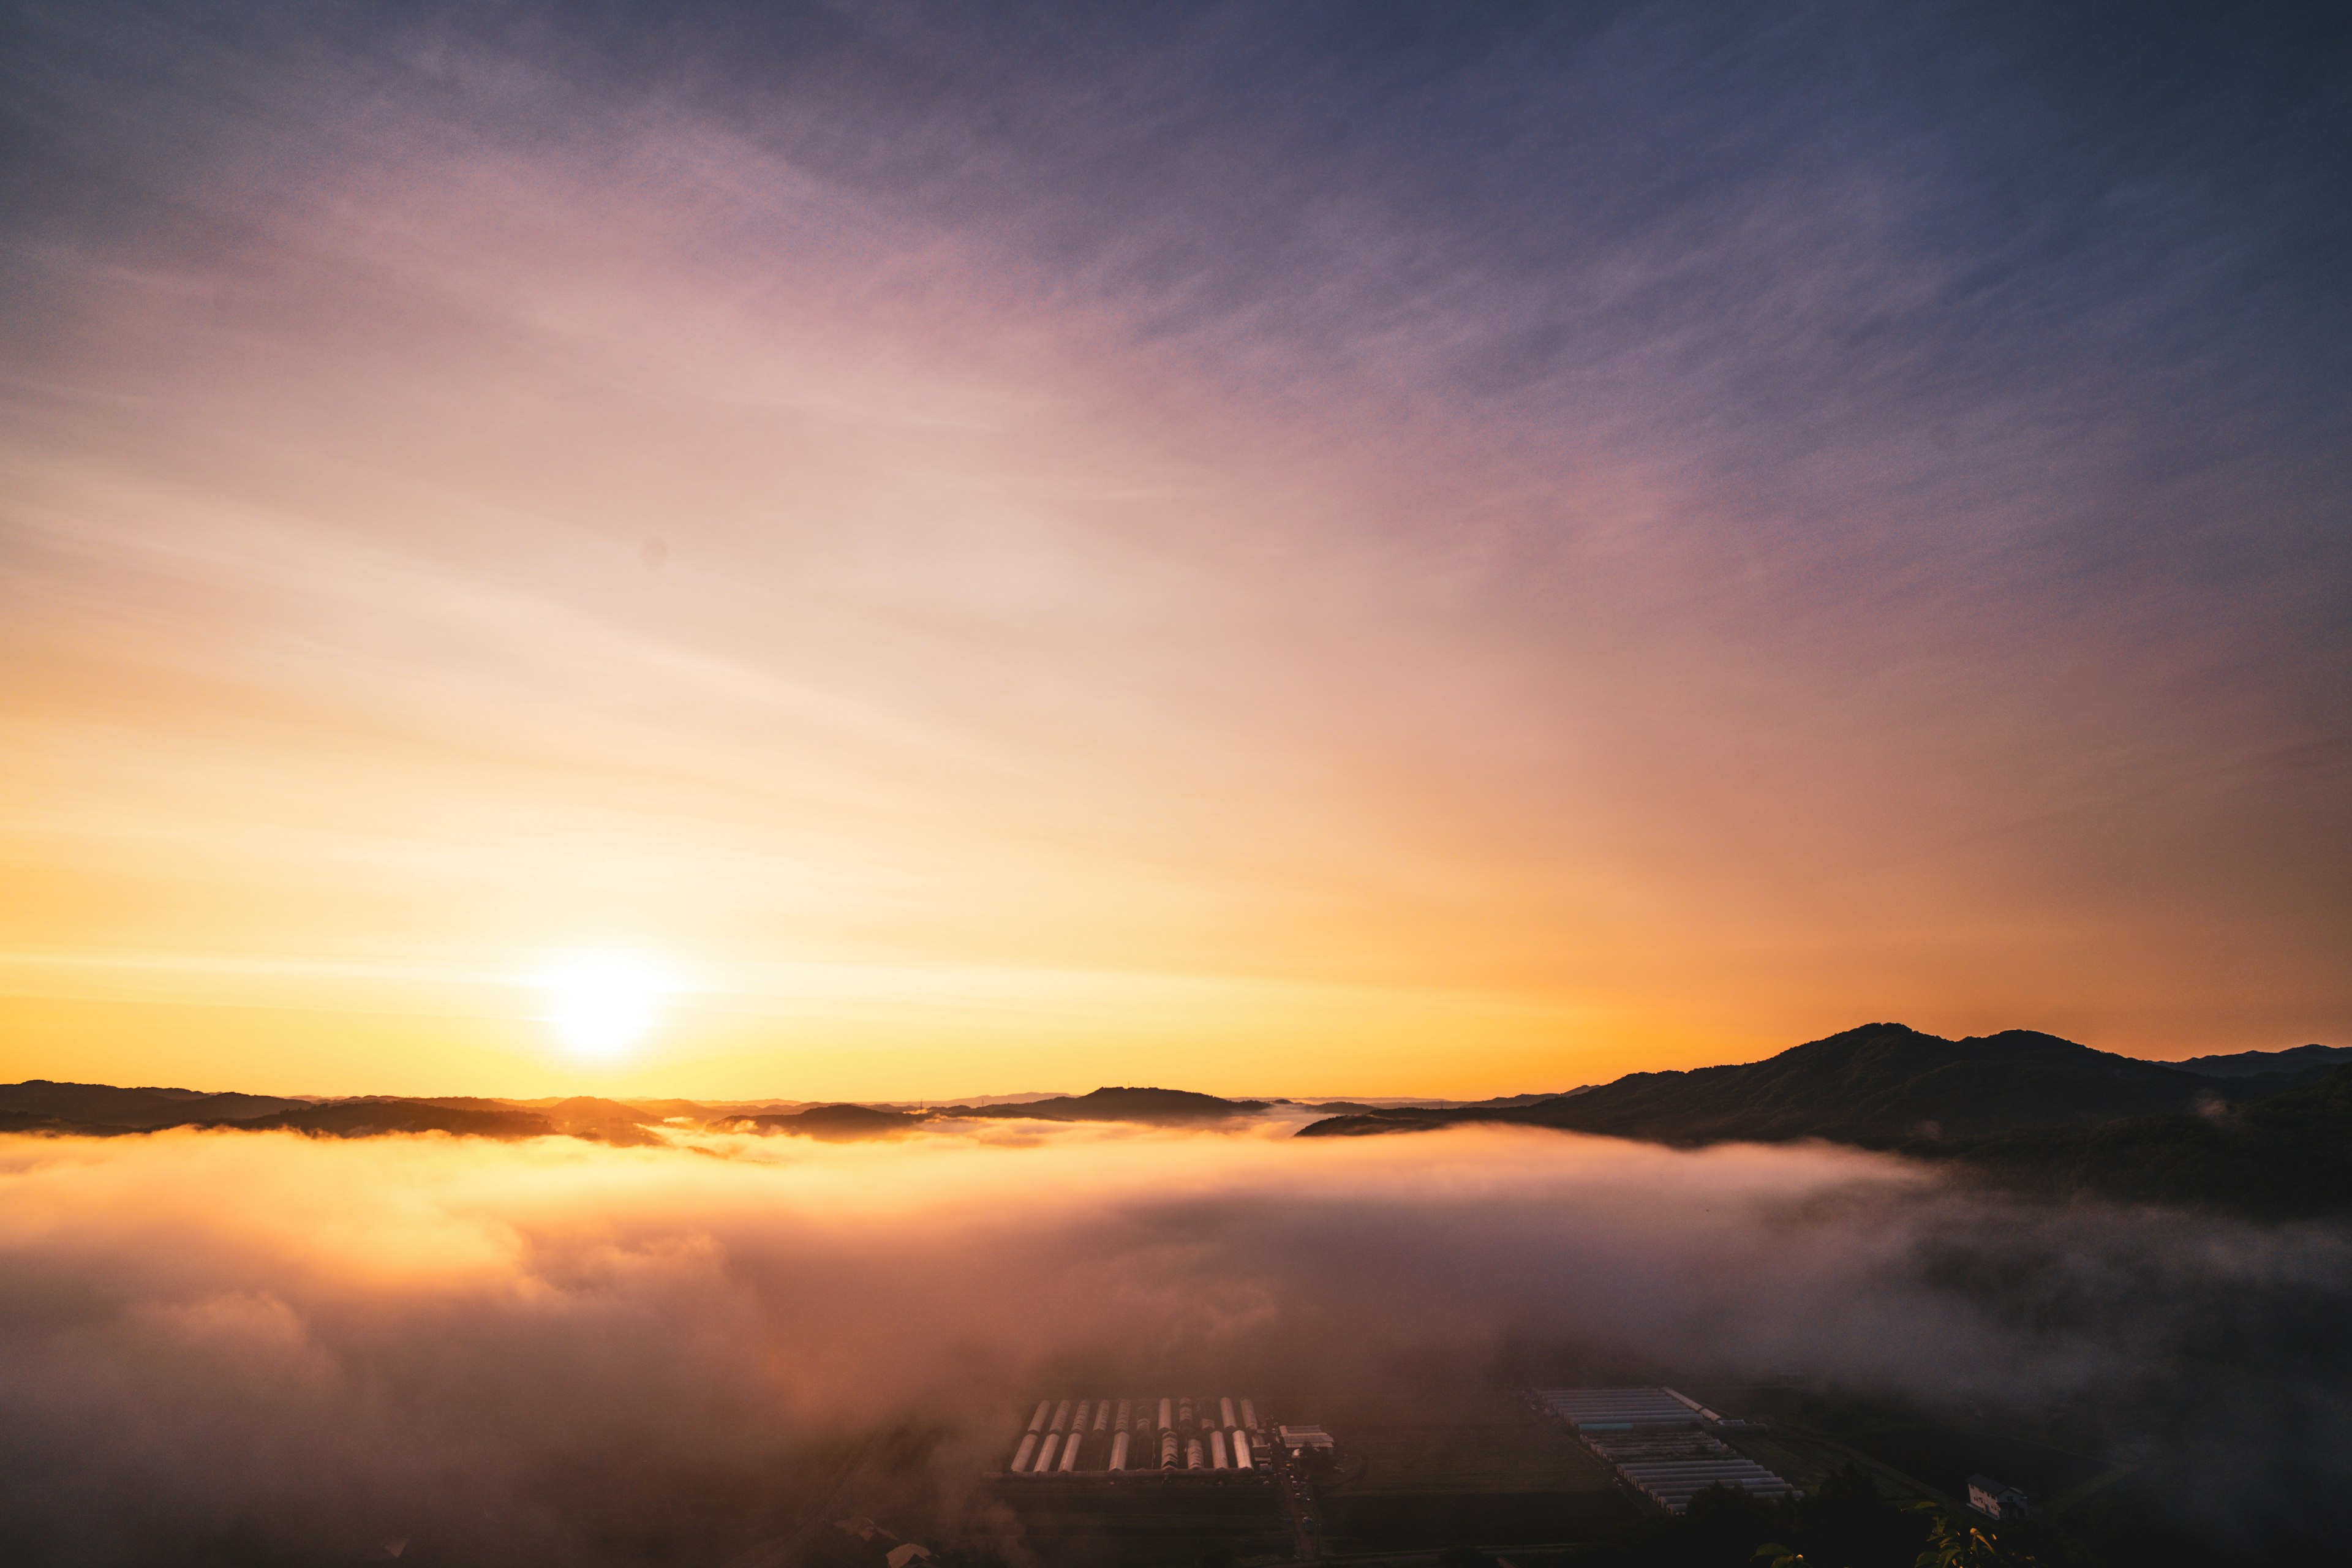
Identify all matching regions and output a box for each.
[539,952,669,1060]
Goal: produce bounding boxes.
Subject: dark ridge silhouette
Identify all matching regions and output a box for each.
[1924,1063,2352,1219]
[1294,1090,1585,1115]
[1298,1109,1461,1137]
[624,1097,820,1122]
[0,1109,118,1136]
[1296,1023,2242,1145]
[524,1096,669,1146]
[2171,1042,2352,1080]
[1295,1024,2352,1216]
[219,1099,557,1140]
[0,1079,301,1128]
[937,1085,1268,1124]
[734,1103,931,1141]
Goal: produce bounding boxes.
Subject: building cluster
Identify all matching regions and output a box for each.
[1274,1424,1333,1455]
[1534,1387,1798,1515]
[1967,1474,2030,1521]
[1006,1396,1270,1477]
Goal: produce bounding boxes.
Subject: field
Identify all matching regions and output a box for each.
[1678,1384,2116,1509]
[1289,1390,1640,1552]
[976,1474,1292,1568]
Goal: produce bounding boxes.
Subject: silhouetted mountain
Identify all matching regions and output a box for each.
[224,1099,557,1139]
[0,1084,658,1144]
[0,1109,115,1136]
[1298,1023,2240,1144]
[1926,1064,2352,1218]
[624,1097,818,1123]
[0,1079,301,1128]
[1439,1088,1588,1109]
[940,1085,1267,1124]
[736,1103,931,1141]
[2171,1042,2352,1080]
[1298,1109,1460,1136]
[1292,1090,1584,1114]
[523,1096,668,1146]
[912,1090,1072,1107]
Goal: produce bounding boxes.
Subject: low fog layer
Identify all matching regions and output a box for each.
[0,1123,2344,1562]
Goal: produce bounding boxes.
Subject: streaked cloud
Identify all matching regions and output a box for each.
[1,2,2343,1095]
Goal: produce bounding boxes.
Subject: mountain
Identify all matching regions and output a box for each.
[1297,1023,2239,1144]
[624,1098,819,1123]
[0,1081,1268,1140]
[1436,1088,1588,1109]
[2170,1043,2352,1080]
[0,1109,115,1136]
[1291,1090,1584,1114]
[938,1086,1267,1124]
[735,1103,932,1141]
[221,1098,558,1139]
[1926,1064,2352,1219]
[0,1080,302,1128]
[523,1096,668,1146]
[0,1084,654,1143]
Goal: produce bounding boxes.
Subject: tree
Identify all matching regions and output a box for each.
[1905,1503,2035,1567]
[1681,1483,1789,1565]
[1796,1464,1920,1567]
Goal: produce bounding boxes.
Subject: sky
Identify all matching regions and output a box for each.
[2,1,2347,1098]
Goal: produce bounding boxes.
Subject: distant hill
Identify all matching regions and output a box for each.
[938,1085,1267,1124]
[0,1108,115,1136]
[221,1099,557,1139]
[2170,1043,2352,1080]
[1292,1023,2352,1216]
[0,1080,301,1128]
[624,1097,818,1123]
[523,1096,668,1146]
[0,1084,655,1144]
[0,1080,1274,1141]
[1291,1090,1583,1114]
[1925,1064,2352,1219]
[734,1103,931,1141]
[1297,1023,2242,1144]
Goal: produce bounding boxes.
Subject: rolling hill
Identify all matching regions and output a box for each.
[733,1103,931,1140]
[1297,1023,2252,1145]
[0,1079,1276,1142]
[220,1099,557,1139]
[0,1083,650,1142]
[1926,1063,2352,1218]
[0,1080,303,1128]
[1294,1023,2352,1216]
[936,1086,1268,1123]
[2170,1042,2352,1081]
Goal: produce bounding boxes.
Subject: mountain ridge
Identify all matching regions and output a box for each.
[1294,1023,2294,1144]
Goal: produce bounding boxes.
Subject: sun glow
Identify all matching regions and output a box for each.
[539,953,669,1061]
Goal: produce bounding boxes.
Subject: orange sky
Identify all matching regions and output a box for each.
[3,13,2345,1099]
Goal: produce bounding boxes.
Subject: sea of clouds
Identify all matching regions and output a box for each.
[2,1120,2346,1563]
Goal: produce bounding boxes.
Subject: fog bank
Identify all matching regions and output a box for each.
[0,1123,2343,1562]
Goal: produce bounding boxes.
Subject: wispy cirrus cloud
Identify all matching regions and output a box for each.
[0,2,2344,1096]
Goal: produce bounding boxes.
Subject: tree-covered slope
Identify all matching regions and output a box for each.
[1923,1063,2352,1218]
[943,1086,1268,1123]
[1299,1023,2237,1145]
